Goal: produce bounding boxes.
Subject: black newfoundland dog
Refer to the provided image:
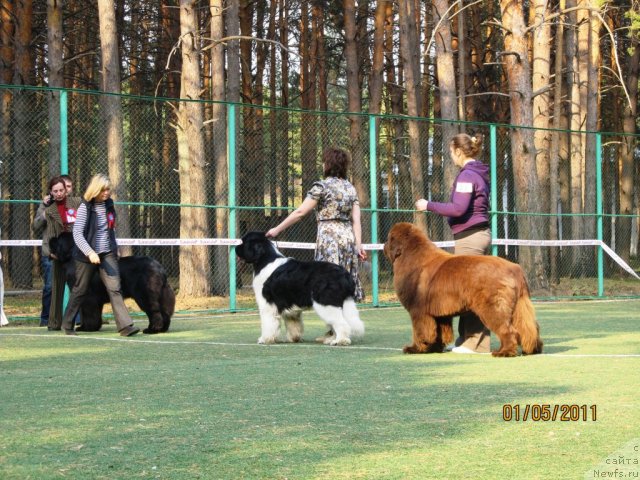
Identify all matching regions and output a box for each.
[49,232,175,334]
[236,231,364,345]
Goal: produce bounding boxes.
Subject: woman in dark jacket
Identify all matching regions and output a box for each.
[61,174,139,336]
[33,176,82,329]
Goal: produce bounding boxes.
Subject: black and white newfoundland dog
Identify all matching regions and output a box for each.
[236,231,365,345]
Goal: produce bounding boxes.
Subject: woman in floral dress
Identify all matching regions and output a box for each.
[266,147,366,302]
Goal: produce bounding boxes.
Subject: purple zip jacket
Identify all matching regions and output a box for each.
[426,160,490,235]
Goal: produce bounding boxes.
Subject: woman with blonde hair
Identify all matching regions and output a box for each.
[61,174,139,336]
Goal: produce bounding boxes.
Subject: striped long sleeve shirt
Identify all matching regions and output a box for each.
[72,202,112,256]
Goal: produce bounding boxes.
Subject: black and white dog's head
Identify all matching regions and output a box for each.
[236,231,284,273]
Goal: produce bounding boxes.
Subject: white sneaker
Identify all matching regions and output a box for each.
[451,345,480,354]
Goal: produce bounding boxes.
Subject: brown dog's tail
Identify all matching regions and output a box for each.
[512,282,543,355]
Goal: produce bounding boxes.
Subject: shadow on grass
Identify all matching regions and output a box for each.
[8,313,637,480]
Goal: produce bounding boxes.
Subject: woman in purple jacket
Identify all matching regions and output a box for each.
[415,133,491,354]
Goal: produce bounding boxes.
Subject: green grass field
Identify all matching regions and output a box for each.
[1,300,639,479]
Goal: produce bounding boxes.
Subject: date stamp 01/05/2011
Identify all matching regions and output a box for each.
[502,404,597,422]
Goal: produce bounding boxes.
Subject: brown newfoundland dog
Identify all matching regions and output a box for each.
[384,222,543,357]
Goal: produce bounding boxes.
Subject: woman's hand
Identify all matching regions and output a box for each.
[415,199,429,211]
[265,228,278,239]
[88,252,101,264]
[266,198,317,240]
[356,244,367,261]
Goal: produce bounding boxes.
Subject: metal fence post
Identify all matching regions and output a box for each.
[596,132,603,297]
[60,89,68,175]
[228,103,237,311]
[60,89,71,311]
[489,124,498,256]
[369,115,379,306]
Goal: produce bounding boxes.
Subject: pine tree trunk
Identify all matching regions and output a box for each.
[583,3,600,275]
[157,0,181,275]
[568,0,587,276]
[456,2,466,122]
[399,0,425,230]
[210,0,229,295]
[369,0,386,115]
[531,0,551,215]
[385,1,408,213]
[238,0,263,222]
[47,0,63,178]
[97,0,131,255]
[619,33,640,264]
[267,0,278,218]
[315,3,328,147]
[0,2,15,276]
[278,0,289,211]
[531,0,552,280]
[177,0,211,296]
[11,0,34,289]
[226,0,240,104]
[299,0,317,209]
[549,0,566,283]
[432,0,459,235]
[253,0,267,223]
[499,0,548,290]
[344,0,368,236]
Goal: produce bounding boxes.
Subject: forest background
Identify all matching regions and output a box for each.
[0,0,639,299]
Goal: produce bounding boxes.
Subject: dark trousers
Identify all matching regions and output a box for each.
[47,259,80,330]
[61,252,132,332]
[454,229,492,353]
[39,255,52,326]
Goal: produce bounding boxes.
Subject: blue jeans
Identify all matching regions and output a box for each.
[40,254,52,326]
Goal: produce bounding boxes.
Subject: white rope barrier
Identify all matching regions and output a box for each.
[1,237,638,280]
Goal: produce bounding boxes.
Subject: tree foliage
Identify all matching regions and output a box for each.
[1,0,639,290]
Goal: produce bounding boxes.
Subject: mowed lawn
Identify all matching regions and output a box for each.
[1,300,639,480]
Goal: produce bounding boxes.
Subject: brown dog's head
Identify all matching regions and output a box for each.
[384,222,429,263]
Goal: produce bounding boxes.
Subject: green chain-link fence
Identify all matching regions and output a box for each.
[1,84,639,319]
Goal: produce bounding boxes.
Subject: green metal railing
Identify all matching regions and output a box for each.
[0,84,639,319]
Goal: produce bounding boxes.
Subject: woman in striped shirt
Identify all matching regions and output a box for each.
[61,174,139,337]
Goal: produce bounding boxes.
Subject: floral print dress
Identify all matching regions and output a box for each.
[307,177,364,302]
